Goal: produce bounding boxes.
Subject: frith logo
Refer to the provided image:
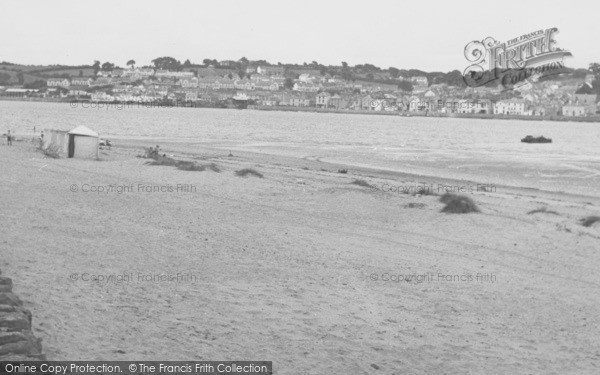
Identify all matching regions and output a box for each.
[463,27,572,90]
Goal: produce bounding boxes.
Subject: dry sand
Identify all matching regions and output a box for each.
[1,139,600,374]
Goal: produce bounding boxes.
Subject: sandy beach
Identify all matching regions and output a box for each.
[1,136,599,374]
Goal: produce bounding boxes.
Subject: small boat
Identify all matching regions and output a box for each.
[521,135,552,143]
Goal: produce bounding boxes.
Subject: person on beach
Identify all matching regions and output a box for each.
[7,130,12,146]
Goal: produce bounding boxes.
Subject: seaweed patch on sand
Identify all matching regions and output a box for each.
[235,168,264,178]
[440,193,480,213]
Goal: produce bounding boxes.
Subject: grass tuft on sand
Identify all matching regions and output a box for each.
[579,215,600,227]
[148,155,220,172]
[351,179,371,188]
[439,193,480,214]
[413,187,437,196]
[176,161,207,171]
[405,202,427,209]
[38,144,61,159]
[235,168,264,178]
[206,163,221,172]
[527,207,559,215]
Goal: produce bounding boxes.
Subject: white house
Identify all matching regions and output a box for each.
[155,70,195,79]
[315,92,331,108]
[70,77,93,86]
[562,105,586,117]
[494,99,526,115]
[411,76,428,86]
[47,78,70,87]
[179,77,199,88]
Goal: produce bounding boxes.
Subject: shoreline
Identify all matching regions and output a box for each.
[109,138,600,202]
[252,105,600,123]
[2,97,600,123]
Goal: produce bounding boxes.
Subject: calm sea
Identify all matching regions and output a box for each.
[2,101,599,196]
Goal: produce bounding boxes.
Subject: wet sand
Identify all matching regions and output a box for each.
[2,139,600,374]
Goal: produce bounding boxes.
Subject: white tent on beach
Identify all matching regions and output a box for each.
[43,125,99,159]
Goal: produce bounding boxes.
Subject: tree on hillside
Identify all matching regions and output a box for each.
[203,58,219,67]
[283,77,294,90]
[183,59,192,68]
[239,57,249,65]
[24,80,46,89]
[341,61,348,69]
[127,60,136,69]
[92,60,101,74]
[341,69,353,81]
[443,70,466,87]
[0,72,11,85]
[407,69,427,77]
[152,56,182,71]
[398,80,413,92]
[389,67,400,78]
[590,63,600,81]
[355,63,381,72]
[101,62,115,71]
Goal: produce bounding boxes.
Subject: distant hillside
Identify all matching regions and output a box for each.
[0,58,594,90]
[0,63,95,86]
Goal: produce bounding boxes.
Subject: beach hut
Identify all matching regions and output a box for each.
[42,125,99,159]
[42,129,70,155]
[67,125,99,159]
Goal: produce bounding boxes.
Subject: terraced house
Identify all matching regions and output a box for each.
[494,99,526,115]
[46,78,70,87]
[178,77,199,88]
[70,77,93,86]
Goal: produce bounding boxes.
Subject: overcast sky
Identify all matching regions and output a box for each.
[0,0,596,72]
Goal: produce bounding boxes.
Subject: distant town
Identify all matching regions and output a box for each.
[1,58,599,120]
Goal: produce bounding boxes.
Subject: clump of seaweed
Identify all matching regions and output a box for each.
[527,207,559,215]
[235,168,264,178]
[439,193,480,214]
[148,155,220,172]
[579,216,600,227]
[405,203,427,209]
[351,179,371,188]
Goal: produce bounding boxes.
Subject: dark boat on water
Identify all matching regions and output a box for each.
[521,135,552,143]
